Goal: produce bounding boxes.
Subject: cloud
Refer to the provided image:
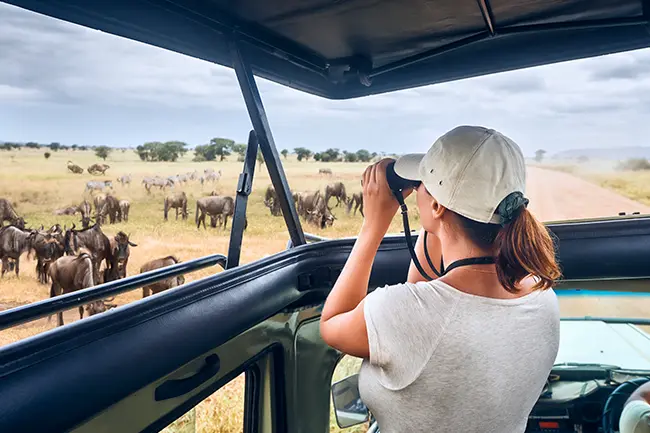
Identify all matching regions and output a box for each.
[589,50,650,81]
[4,2,650,154]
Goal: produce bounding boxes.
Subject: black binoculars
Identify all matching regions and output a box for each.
[385,161,421,192]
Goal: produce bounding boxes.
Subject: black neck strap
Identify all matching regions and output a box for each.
[392,190,495,281]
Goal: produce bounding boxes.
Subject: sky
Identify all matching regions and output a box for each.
[3,3,650,157]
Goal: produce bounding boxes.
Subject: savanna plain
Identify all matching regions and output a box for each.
[1,149,650,433]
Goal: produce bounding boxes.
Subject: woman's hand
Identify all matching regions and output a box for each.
[319,158,416,359]
[361,158,413,235]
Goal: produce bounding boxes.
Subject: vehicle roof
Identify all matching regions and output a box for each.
[4,0,650,99]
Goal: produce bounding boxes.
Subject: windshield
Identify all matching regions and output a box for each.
[1,3,650,364]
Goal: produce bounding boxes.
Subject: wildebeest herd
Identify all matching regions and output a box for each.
[1,162,364,328]
[0,164,239,327]
[264,180,364,229]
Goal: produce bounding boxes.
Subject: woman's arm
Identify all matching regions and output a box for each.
[320,159,410,358]
[319,223,384,358]
[407,227,443,283]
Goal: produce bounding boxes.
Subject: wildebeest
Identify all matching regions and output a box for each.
[32,227,65,284]
[79,200,92,218]
[306,206,336,229]
[118,200,130,222]
[109,231,137,279]
[67,161,84,174]
[93,194,107,224]
[264,186,282,217]
[53,206,79,216]
[88,163,110,175]
[0,198,25,228]
[48,251,96,326]
[85,298,118,316]
[99,195,121,224]
[325,182,347,207]
[81,214,94,229]
[346,192,364,217]
[64,223,116,283]
[0,226,36,277]
[141,256,185,298]
[297,191,335,229]
[319,168,333,176]
[196,196,234,229]
[211,212,248,231]
[296,191,323,218]
[164,191,188,221]
[117,174,132,187]
[85,180,113,193]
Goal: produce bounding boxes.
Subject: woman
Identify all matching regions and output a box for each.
[320,125,561,433]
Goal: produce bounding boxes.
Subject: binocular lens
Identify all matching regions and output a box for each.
[386,161,421,192]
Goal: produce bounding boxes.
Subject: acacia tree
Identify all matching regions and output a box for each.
[534,149,546,163]
[94,146,112,161]
[136,141,187,162]
[281,149,289,159]
[210,138,234,161]
[294,147,313,162]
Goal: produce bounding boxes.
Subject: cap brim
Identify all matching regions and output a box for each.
[394,153,425,181]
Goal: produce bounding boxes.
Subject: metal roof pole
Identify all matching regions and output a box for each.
[226,130,258,268]
[231,39,306,247]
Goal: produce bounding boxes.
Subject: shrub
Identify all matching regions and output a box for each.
[617,158,650,171]
[44,152,51,159]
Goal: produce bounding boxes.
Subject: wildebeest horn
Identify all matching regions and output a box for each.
[105,297,115,302]
[71,223,76,230]
[128,241,137,247]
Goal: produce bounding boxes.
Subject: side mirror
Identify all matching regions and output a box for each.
[331,374,369,428]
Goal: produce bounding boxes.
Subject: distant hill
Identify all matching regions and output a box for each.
[552,147,650,161]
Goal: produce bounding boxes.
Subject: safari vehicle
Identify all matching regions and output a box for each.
[2,1,650,433]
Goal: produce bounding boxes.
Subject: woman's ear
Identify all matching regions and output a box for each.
[430,196,446,221]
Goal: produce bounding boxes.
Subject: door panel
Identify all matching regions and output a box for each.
[2,217,650,432]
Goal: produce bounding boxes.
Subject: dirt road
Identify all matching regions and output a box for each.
[526,166,650,221]
[526,166,650,330]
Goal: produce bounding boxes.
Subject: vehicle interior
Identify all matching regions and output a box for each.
[2,1,650,433]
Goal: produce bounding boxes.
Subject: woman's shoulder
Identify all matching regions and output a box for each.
[368,280,462,312]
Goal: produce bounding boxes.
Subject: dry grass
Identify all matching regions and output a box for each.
[587,171,650,206]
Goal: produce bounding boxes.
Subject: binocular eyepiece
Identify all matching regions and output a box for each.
[385,161,421,192]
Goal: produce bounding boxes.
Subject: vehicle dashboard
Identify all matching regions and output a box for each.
[526,366,649,433]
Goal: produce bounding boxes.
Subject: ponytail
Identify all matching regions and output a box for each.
[494,208,561,293]
[455,202,561,293]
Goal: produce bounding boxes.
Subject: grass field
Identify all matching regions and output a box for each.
[3,150,650,432]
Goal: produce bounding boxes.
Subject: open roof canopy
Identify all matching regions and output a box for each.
[5,0,650,99]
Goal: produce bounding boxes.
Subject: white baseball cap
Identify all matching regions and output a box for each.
[393,125,526,224]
